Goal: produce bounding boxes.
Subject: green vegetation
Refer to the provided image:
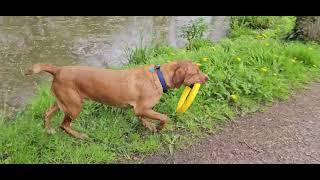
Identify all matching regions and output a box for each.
[1,16,319,163]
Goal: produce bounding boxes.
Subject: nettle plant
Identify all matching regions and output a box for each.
[179,17,209,50]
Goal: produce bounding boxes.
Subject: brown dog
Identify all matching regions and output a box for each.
[25,60,208,139]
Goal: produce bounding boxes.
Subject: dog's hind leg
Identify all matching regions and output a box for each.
[54,88,87,140]
[60,114,88,140]
[44,102,59,134]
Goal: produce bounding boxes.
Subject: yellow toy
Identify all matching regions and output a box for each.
[176,83,201,113]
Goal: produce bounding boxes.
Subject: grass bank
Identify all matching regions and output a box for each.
[1,16,320,163]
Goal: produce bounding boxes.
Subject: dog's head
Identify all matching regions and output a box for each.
[171,60,209,88]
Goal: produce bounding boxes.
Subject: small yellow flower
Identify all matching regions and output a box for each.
[202,57,208,62]
[261,67,268,72]
[230,94,238,102]
[235,57,241,62]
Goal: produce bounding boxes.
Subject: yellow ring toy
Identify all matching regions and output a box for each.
[176,83,201,113]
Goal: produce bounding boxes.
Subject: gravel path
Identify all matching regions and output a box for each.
[144,83,320,164]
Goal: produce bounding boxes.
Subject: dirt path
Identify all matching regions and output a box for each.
[144,83,320,164]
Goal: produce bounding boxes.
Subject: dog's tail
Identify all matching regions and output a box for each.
[25,63,58,76]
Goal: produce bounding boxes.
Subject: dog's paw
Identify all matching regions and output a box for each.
[46,128,56,134]
[156,125,164,131]
[78,133,89,140]
[147,125,158,133]
[143,122,157,132]
[149,126,158,133]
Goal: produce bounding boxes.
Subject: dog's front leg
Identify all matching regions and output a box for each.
[137,116,158,132]
[138,109,168,131]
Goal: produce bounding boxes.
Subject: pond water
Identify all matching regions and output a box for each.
[0,16,230,111]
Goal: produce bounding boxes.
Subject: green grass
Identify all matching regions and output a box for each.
[230,16,296,39]
[1,16,320,163]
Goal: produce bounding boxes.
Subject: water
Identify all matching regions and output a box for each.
[0,16,230,111]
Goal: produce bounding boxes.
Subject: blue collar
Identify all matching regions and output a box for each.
[150,64,168,93]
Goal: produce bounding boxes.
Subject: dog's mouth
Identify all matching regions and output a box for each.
[189,80,207,86]
[186,83,198,87]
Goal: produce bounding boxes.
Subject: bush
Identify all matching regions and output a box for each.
[179,17,208,42]
[230,16,296,39]
[179,17,209,50]
[231,16,278,30]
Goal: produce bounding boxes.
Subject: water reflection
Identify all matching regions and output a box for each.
[0,16,229,110]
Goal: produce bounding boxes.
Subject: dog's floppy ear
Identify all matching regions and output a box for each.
[172,66,186,88]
